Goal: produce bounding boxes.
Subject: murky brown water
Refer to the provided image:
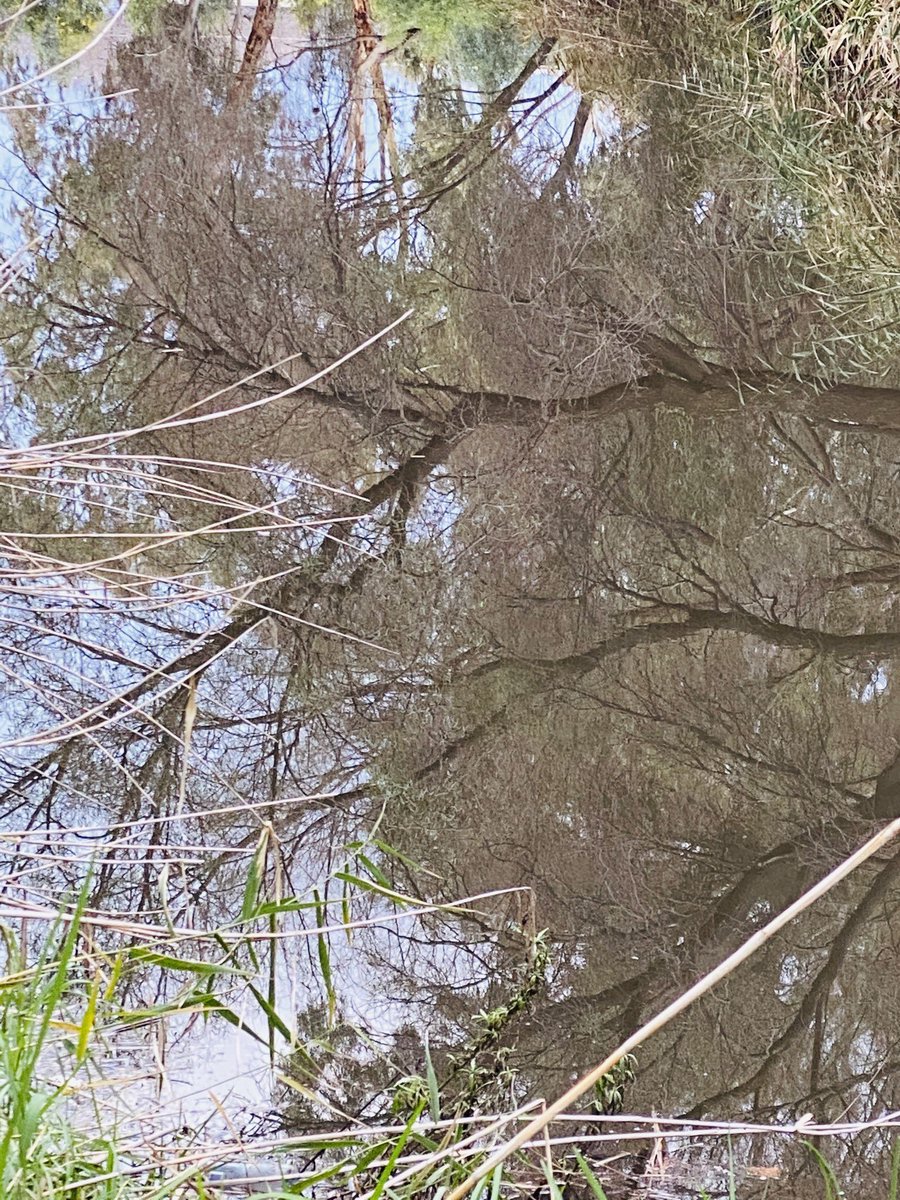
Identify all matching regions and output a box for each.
[1,1,900,1194]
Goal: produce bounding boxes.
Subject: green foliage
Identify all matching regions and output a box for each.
[0,898,135,1199]
[574,1150,609,1200]
[0,0,105,59]
[288,0,333,25]
[124,0,168,36]
[0,840,476,1198]
[390,1072,430,1114]
[591,1052,637,1116]
[434,930,550,1117]
[372,0,528,85]
[2,3,900,1199]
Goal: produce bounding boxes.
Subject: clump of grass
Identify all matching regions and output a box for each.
[0,896,136,1200]
[0,843,554,1199]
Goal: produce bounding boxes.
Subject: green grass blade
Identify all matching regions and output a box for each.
[313,887,336,1027]
[369,1102,426,1200]
[75,970,102,1064]
[541,1156,566,1200]
[574,1150,609,1200]
[128,948,246,976]
[342,871,353,943]
[490,1162,504,1200]
[241,825,271,922]
[245,981,293,1043]
[804,1140,840,1200]
[423,1035,441,1122]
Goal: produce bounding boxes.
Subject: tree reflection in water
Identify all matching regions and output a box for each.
[1,0,900,1194]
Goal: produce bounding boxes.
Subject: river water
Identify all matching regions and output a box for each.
[1,2,900,1196]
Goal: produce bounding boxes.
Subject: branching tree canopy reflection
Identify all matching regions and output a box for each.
[1,0,900,1193]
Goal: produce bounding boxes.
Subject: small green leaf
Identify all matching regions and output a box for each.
[490,1163,504,1200]
[334,870,412,906]
[288,1157,354,1190]
[803,1141,840,1200]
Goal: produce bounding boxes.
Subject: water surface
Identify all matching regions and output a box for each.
[1,2,900,1194]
